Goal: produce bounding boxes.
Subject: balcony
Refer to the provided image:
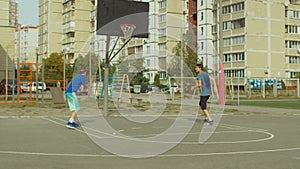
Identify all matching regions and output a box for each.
[62,37,75,44]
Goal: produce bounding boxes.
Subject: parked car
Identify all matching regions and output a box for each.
[0,79,21,95]
[21,82,47,93]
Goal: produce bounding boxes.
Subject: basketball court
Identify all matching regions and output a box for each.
[0,106,300,169]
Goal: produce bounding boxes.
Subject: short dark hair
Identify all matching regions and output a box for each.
[196,63,203,70]
[80,68,87,74]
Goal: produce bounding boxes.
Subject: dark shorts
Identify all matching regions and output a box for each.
[199,95,210,110]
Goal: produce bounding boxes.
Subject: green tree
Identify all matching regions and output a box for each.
[153,74,160,86]
[170,30,199,77]
[42,52,73,82]
[117,54,149,85]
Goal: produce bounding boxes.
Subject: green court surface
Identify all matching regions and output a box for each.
[0,107,300,169]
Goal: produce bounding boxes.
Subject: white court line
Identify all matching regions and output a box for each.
[46,117,274,145]
[1,147,300,158]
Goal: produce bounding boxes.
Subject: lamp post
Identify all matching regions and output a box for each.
[35,48,39,106]
[5,46,8,102]
[218,0,225,105]
[63,48,70,93]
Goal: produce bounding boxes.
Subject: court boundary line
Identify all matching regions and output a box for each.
[45,117,274,145]
[1,147,300,158]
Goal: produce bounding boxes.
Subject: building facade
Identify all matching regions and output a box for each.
[195,0,300,88]
[123,0,188,83]
[39,0,93,62]
[0,0,18,58]
[15,25,38,62]
[38,0,63,59]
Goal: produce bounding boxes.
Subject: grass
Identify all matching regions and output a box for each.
[227,99,300,109]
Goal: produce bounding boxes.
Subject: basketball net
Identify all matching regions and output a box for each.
[120,24,136,39]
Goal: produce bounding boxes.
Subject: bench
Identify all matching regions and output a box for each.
[50,87,66,107]
[128,98,143,107]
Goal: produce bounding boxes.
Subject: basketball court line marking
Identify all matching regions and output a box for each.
[1,147,300,158]
[45,117,274,145]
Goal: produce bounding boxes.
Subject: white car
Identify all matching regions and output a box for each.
[21,82,47,93]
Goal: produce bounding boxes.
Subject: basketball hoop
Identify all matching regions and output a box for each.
[120,24,136,39]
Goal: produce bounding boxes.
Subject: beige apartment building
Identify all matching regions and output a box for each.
[39,0,63,59]
[39,0,94,62]
[124,0,188,83]
[0,0,17,58]
[198,0,300,88]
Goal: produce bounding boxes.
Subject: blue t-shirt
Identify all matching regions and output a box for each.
[197,72,211,96]
[65,74,86,93]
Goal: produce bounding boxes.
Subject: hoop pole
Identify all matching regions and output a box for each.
[104,35,111,116]
[109,36,120,58]
[108,38,132,63]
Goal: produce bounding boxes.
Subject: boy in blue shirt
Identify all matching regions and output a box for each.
[194,64,213,125]
[65,68,87,129]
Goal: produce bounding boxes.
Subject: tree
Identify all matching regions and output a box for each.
[170,30,199,77]
[42,52,73,82]
[117,54,149,85]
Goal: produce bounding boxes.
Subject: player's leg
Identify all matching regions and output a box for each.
[200,96,213,124]
[66,93,79,129]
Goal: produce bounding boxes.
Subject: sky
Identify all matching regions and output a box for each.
[17,0,38,26]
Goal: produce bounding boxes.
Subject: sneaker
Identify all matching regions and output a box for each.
[203,119,214,126]
[66,122,78,129]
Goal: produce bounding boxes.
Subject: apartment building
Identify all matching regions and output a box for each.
[39,0,93,62]
[62,0,93,62]
[15,25,38,62]
[123,0,188,83]
[195,0,300,88]
[0,0,18,58]
[38,0,62,59]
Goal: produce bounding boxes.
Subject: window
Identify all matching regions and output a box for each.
[222,2,244,14]
[200,42,204,50]
[223,36,245,46]
[147,59,150,67]
[147,46,150,54]
[223,21,231,30]
[159,43,166,51]
[159,14,166,23]
[200,12,204,21]
[223,18,245,30]
[159,0,166,9]
[200,0,204,6]
[158,28,166,37]
[224,53,245,62]
[288,56,300,64]
[225,69,245,77]
[200,27,204,35]
[286,25,299,34]
[286,40,300,48]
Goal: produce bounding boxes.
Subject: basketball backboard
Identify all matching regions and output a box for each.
[97,0,149,38]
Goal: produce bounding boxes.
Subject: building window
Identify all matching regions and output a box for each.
[200,12,204,21]
[159,14,166,23]
[147,46,150,54]
[158,28,166,37]
[200,42,204,50]
[200,0,204,6]
[223,21,231,30]
[286,25,299,34]
[290,71,300,78]
[287,56,300,64]
[147,59,150,67]
[159,43,166,51]
[286,40,300,48]
[224,52,245,62]
[200,27,204,35]
[225,69,244,77]
[222,2,244,14]
[159,0,166,9]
